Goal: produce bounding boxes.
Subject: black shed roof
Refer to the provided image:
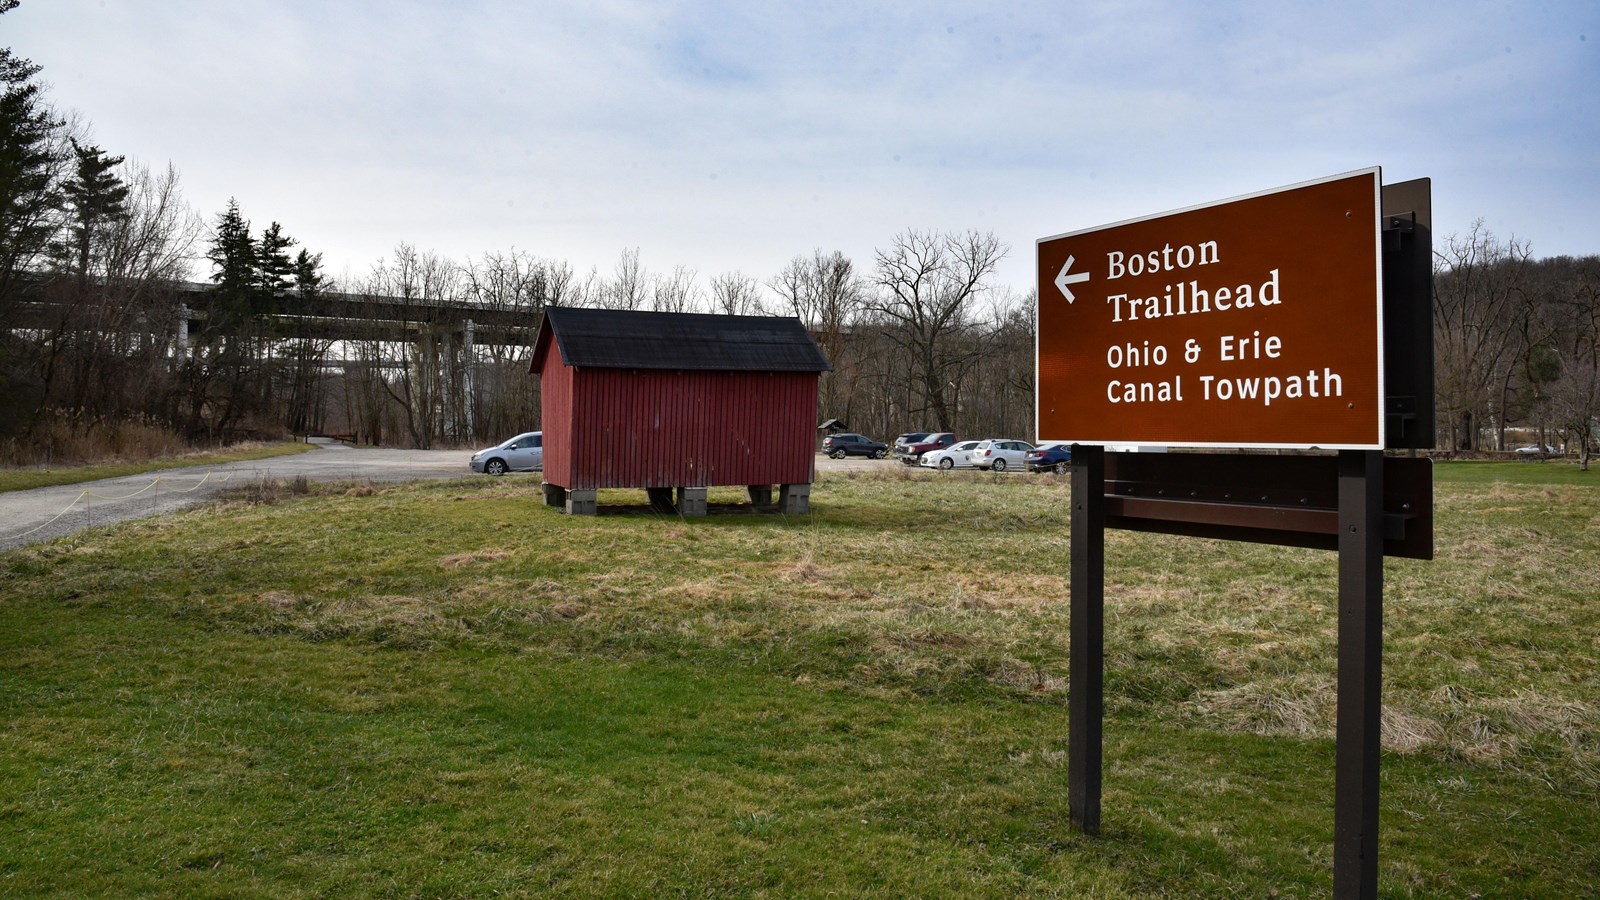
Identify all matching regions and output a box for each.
[531,306,832,373]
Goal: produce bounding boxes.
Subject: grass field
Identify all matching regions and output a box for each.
[0,441,319,494]
[1,461,1596,896]
[1432,458,1597,486]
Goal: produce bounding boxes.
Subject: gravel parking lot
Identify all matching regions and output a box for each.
[0,441,474,552]
[0,441,917,551]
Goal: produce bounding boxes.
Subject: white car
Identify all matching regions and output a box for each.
[969,438,1034,472]
[471,431,543,475]
[920,440,983,470]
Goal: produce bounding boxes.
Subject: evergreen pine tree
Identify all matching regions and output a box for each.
[57,140,129,281]
[292,248,326,299]
[205,198,258,335]
[0,0,65,302]
[207,199,255,293]
[255,221,297,304]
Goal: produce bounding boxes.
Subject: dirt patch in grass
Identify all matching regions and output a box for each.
[781,552,823,583]
[438,548,513,568]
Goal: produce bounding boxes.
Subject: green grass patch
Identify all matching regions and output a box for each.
[1432,457,1598,486]
[0,441,318,493]
[2,469,1596,895]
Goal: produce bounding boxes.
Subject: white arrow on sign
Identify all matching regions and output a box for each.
[1054,255,1090,303]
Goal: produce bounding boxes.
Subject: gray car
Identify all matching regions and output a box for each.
[470,431,543,475]
[969,438,1034,472]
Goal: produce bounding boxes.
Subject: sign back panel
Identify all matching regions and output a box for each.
[1037,169,1384,449]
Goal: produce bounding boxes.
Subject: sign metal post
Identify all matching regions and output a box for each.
[1334,449,1384,897]
[1068,444,1105,834]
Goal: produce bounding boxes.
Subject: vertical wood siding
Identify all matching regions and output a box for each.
[549,367,817,490]
[539,348,575,488]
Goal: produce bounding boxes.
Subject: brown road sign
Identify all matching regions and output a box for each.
[1037,169,1384,449]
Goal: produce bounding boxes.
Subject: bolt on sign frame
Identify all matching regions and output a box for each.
[1038,169,1434,900]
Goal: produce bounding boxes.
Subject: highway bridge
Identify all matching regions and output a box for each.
[6,279,541,351]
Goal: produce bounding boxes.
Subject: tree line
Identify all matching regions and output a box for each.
[317,236,1036,452]
[1,0,1595,466]
[1434,223,1600,467]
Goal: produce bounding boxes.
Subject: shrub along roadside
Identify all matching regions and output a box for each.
[0,440,317,493]
[1,468,1595,895]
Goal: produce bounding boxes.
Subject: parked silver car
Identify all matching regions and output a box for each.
[471,431,543,475]
[969,438,1034,472]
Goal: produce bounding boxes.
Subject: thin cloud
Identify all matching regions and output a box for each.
[8,0,1597,292]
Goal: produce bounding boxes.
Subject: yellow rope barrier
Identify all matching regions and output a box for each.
[150,471,212,494]
[1,490,91,541]
[1,465,246,543]
[84,478,161,501]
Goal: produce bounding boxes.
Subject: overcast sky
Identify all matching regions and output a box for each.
[9,1,1597,296]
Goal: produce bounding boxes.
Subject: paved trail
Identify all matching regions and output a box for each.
[0,441,474,552]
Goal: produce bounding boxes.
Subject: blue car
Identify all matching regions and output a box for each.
[1025,442,1073,474]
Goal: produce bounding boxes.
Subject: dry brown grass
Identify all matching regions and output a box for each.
[213,474,314,506]
[0,419,292,468]
[101,470,1600,791]
[206,587,463,648]
[0,419,186,467]
[781,551,823,583]
[437,548,513,568]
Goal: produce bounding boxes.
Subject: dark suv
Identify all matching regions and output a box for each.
[822,433,888,459]
[892,432,931,455]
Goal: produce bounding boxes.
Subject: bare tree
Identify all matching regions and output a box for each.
[652,264,702,313]
[106,161,200,286]
[545,258,582,306]
[1547,256,1600,469]
[1433,222,1531,449]
[460,249,546,440]
[602,247,649,310]
[867,229,1007,432]
[770,249,868,428]
[768,255,808,320]
[95,160,201,419]
[567,264,605,308]
[709,270,764,316]
[19,156,200,436]
[359,244,464,448]
[969,287,1036,437]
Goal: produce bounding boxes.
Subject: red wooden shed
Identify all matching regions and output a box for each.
[529,306,831,515]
